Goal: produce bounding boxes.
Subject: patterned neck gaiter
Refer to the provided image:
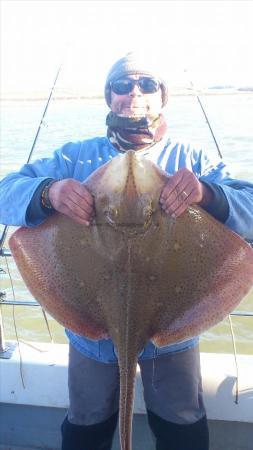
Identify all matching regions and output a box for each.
[106,112,168,153]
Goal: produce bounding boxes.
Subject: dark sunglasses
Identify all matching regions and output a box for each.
[110,77,161,95]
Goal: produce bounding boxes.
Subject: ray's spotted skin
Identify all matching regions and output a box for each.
[9,151,253,450]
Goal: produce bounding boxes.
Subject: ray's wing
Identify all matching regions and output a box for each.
[144,206,253,347]
[9,213,118,340]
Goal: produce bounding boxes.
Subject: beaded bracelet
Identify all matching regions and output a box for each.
[41,180,57,209]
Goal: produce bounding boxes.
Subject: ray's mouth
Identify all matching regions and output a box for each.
[103,210,154,234]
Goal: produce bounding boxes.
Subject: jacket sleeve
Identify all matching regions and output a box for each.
[198,150,253,240]
[0,142,81,227]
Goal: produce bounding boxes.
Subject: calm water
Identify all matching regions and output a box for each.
[0,95,252,354]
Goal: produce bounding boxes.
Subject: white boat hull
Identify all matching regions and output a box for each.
[0,342,252,449]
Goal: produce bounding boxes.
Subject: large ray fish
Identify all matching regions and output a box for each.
[9,151,253,450]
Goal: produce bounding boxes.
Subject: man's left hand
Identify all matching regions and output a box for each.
[160,168,213,218]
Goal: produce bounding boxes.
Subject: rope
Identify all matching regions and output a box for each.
[4,256,25,389]
[228,315,239,404]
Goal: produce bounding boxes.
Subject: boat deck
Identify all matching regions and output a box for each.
[1,403,253,450]
[0,342,252,449]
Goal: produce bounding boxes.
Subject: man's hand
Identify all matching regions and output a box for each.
[48,179,94,225]
[160,168,213,218]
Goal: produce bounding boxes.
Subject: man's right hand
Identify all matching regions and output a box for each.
[48,179,94,226]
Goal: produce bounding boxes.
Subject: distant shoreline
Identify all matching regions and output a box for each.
[0,95,106,102]
[1,89,253,102]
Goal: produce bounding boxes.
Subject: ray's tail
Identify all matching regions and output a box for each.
[117,352,138,450]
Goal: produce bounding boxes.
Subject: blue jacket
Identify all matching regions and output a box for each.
[1,135,253,362]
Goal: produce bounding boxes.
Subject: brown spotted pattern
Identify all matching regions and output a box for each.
[9,151,253,450]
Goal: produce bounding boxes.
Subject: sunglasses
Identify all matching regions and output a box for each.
[110,77,161,95]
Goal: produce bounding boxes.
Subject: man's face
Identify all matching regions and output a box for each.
[110,74,163,117]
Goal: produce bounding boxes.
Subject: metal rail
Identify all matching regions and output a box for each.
[0,300,40,306]
[0,248,11,257]
[230,312,253,317]
[0,300,252,317]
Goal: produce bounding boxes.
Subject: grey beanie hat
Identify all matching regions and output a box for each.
[104,52,168,108]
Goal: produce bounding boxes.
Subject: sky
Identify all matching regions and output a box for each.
[1,0,253,95]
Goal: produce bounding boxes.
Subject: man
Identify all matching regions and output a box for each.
[1,53,253,450]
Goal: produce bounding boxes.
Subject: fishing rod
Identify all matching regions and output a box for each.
[0,63,62,252]
[184,71,223,159]
[187,74,253,248]
[191,81,223,159]
[186,73,252,400]
[0,63,63,356]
